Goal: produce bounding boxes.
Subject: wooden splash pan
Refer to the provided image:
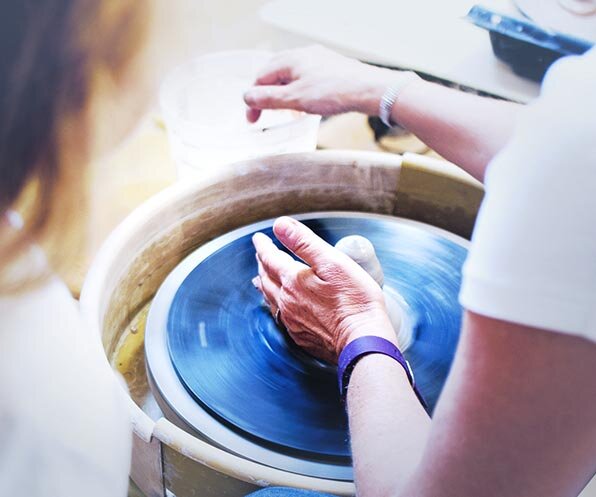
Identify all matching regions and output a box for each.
[80,150,483,497]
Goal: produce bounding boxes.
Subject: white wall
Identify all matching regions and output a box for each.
[163,0,307,61]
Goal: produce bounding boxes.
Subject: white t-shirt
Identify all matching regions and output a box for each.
[0,273,131,496]
[460,48,596,343]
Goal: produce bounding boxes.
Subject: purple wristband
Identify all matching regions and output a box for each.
[337,336,427,408]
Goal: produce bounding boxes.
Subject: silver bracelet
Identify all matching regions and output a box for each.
[378,72,417,127]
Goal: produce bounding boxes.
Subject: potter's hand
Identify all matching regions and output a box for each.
[252,216,397,363]
[243,45,419,123]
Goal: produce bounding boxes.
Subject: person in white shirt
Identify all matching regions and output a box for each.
[246,46,596,496]
[0,1,160,496]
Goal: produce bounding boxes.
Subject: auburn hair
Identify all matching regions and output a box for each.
[0,0,149,293]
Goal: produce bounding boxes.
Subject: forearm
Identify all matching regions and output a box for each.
[356,69,521,181]
[346,343,430,496]
[245,46,520,180]
[396,313,596,497]
[395,78,520,181]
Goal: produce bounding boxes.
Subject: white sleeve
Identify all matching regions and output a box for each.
[459,49,596,343]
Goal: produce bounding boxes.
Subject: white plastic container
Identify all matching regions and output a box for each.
[160,50,321,179]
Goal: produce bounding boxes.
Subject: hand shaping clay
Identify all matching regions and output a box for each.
[335,235,413,351]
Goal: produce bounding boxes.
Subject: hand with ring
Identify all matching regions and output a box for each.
[252,216,397,364]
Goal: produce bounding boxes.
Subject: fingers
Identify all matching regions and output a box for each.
[252,232,299,283]
[253,272,280,309]
[252,234,289,322]
[273,217,342,270]
[246,107,262,123]
[253,47,312,86]
[244,53,299,122]
[243,84,296,111]
[244,44,335,119]
[254,62,295,86]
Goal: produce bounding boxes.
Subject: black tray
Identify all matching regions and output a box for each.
[465,5,593,82]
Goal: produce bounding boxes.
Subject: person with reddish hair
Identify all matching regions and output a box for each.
[0,1,155,495]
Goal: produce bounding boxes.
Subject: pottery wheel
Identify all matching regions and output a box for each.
[145,212,469,480]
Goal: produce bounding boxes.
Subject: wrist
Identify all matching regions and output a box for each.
[378,71,420,126]
[353,67,421,117]
[337,335,427,407]
[349,66,395,115]
[336,309,398,357]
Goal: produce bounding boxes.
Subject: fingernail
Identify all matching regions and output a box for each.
[244,90,259,106]
[246,107,260,123]
[274,217,294,238]
[255,232,275,246]
[251,276,260,288]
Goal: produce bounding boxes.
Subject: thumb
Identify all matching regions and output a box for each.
[273,217,339,269]
[243,85,293,110]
